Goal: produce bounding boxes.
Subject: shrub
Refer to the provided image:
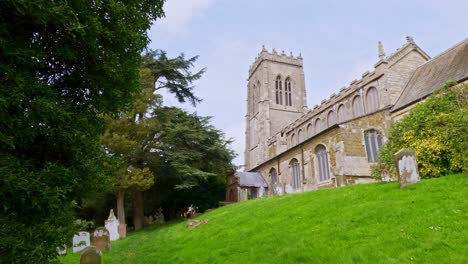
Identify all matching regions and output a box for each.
[375,81,468,179]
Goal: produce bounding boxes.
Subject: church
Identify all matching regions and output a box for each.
[226,36,468,202]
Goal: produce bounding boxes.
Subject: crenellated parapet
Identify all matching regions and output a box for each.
[248,46,303,77]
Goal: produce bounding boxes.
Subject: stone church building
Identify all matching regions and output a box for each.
[227,37,467,202]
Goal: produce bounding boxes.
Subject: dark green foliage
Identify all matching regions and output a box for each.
[373,81,468,179]
[149,107,235,217]
[0,0,164,262]
[143,50,205,106]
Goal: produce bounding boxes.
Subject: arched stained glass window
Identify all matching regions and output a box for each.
[364,129,383,162]
[315,145,330,182]
[290,159,301,190]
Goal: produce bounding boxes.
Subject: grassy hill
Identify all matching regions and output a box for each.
[61,174,467,263]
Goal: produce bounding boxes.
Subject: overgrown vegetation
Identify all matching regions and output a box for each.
[60,174,468,263]
[373,81,468,179]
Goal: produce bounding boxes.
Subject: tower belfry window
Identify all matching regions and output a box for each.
[285,77,292,106]
[275,76,283,105]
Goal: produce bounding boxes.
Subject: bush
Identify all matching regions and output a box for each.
[375,81,468,179]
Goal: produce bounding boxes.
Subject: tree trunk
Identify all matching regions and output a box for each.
[132,190,145,230]
[116,190,126,225]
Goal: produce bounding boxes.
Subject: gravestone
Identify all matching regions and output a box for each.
[394,148,420,188]
[104,209,120,241]
[80,246,101,264]
[72,231,90,253]
[56,244,67,256]
[258,186,265,197]
[91,227,110,251]
[284,184,293,194]
[273,183,282,195]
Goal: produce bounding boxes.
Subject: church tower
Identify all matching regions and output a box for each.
[245,47,307,171]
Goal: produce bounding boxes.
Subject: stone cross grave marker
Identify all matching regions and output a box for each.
[394,148,420,188]
[80,246,101,264]
[92,227,111,251]
[104,209,120,241]
[72,231,90,253]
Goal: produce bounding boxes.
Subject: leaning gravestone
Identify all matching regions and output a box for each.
[104,209,120,241]
[80,246,101,264]
[72,231,90,253]
[394,148,420,188]
[91,227,110,251]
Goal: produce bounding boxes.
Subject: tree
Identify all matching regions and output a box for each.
[102,48,206,229]
[101,67,159,230]
[0,0,164,262]
[142,50,205,106]
[148,107,235,218]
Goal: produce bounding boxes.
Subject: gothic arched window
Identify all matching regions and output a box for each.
[291,133,296,146]
[353,95,364,117]
[315,118,321,133]
[327,110,335,127]
[364,129,383,162]
[337,104,345,123]
[298,129,303,143]
[275,76,283,105]
[307,123,313,137]
[285,77,292,106]
[366,87,379,113]
[290,158,301,190]
[315,144,330,182]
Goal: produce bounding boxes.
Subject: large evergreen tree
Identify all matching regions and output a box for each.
[0,0,164,262]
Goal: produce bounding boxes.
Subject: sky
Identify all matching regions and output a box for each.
[148,0,468,167]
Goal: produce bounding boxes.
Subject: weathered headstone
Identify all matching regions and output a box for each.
[56,244,67,256]
[91,227,110,251]
[394,148,420,188]
[258,186,265,197]
[284,184,293,194]
[72,231,91,253]
[104,209,120,241]
[80,246,101,264]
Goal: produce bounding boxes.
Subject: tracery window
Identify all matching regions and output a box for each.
[290,159,301,190]
[284,77,292,106]
[364,129,383,162]
[275,76,283,105]
[315,145,330,182]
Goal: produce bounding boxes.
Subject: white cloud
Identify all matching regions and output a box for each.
[156,0,217,36]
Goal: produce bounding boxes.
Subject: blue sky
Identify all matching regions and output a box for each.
[148,0,468,166]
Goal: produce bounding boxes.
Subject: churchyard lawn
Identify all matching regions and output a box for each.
[60,174,467,263]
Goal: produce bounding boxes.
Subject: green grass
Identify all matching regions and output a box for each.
[61,174,467,263]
